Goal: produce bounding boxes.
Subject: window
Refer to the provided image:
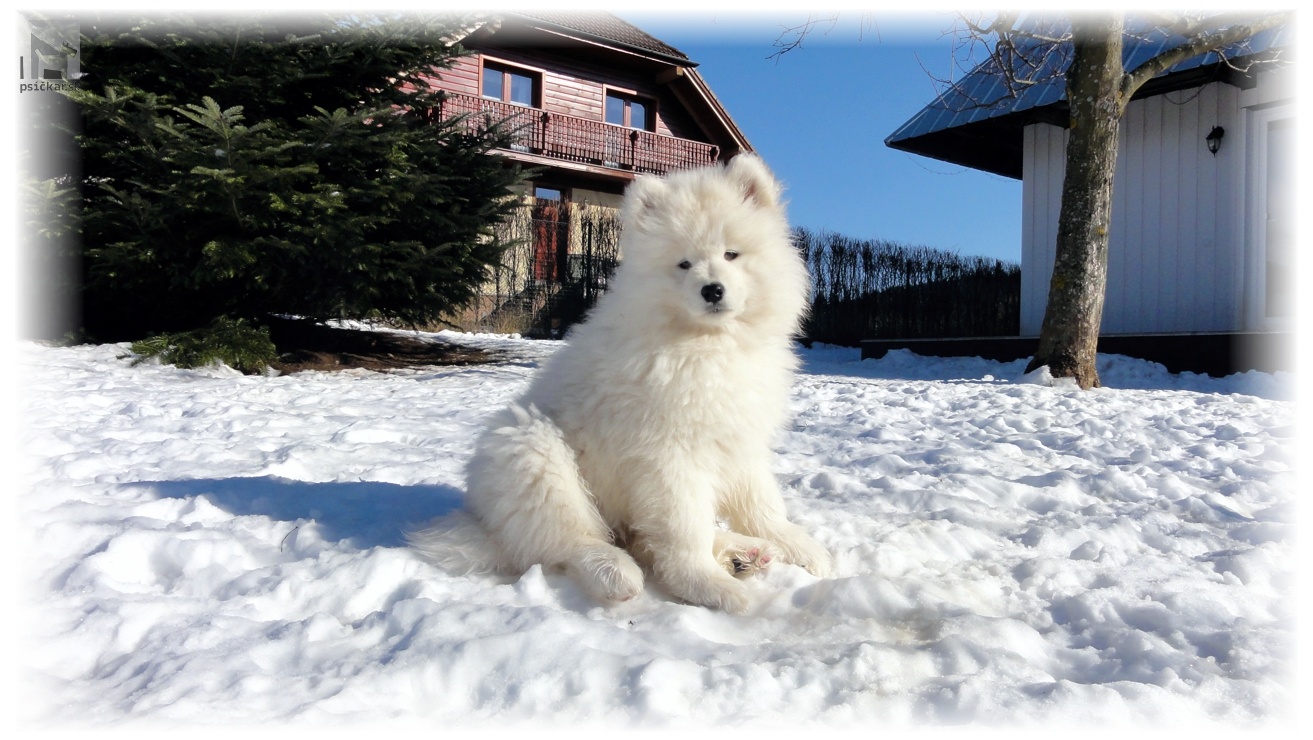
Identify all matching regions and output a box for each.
[605,91,653,130]
[482,61,537,107]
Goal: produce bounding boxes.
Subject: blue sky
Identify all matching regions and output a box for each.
[620,11,1024,265]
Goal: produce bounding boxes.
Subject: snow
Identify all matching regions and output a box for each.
[17,330,1300,731]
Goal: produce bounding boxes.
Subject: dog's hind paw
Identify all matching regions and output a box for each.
[730,546,774,578]
[714,531,777,580]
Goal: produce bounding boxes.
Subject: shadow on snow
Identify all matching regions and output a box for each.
[129,476,464,549]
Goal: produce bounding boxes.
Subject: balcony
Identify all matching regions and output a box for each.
[439,93,720,176]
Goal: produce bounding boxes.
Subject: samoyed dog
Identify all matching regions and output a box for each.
[410,154,831,613]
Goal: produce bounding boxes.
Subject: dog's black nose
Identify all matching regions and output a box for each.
[701,282,724,304]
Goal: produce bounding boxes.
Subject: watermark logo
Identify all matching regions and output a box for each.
[19,15,80,92]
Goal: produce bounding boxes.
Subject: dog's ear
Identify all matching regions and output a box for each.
[621,174,667,229]
[725,154,782,210]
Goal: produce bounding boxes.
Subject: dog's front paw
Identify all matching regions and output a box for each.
[774,529,833,578]
[665,570,752,614]
[576,544,645,602]
[798,548,833,578]
[712,580,751,615]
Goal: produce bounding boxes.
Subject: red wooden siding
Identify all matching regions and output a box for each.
[427,49,709,144]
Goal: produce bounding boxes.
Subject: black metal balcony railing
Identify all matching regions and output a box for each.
[440,93,720,175]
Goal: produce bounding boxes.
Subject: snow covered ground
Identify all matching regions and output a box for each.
[17,330,1299,731]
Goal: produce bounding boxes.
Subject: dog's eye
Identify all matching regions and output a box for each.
[724,251,739,261]
[678,260,692,270]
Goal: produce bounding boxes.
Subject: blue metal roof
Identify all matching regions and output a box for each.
[885,17,1291,178]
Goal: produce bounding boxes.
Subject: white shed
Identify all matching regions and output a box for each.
[1021,65,1293,336]
[880,18,1293,373]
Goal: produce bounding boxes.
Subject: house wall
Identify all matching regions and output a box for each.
[512,183,624,210]
[1021,81,1245,335]
[433,49,707,143]
[571,188,625,210]
[1020,68,1291,336]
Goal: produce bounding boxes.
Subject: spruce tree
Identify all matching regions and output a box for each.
[67,14,523,342]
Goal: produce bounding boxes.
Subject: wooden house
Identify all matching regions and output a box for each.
[424,12,752,333]
[436,12,750,197]
[875,19,1294,375]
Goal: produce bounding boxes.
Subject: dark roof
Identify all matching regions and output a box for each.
[509,11,692,66]
[886,18,1291,178]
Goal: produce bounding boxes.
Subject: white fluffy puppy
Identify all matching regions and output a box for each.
[411,154,831,613]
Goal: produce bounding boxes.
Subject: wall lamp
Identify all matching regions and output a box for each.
[1206,126,1225,156]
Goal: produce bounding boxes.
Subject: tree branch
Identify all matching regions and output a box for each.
[769,13,840,60]
[1121,11,1292,98]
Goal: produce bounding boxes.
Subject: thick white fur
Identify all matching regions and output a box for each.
[409,154,831,613]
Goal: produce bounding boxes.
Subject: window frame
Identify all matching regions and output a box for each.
[603,87,656,131]
[480,57,542,108]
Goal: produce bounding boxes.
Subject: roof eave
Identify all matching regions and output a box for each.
[504,12,695,67]
[660,67,753,155]
[887,51,1284,177]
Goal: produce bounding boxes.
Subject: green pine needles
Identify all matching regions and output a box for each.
[64,13,525,362]
[129,317,278,374]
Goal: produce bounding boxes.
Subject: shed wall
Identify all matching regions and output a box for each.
[1020,81,1246,335]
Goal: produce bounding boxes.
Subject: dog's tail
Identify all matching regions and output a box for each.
[404,511,507,576]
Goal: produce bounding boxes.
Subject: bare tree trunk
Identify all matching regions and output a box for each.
[1025,15,1127,389]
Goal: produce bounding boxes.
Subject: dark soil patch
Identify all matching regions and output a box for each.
[265,317,497,373]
